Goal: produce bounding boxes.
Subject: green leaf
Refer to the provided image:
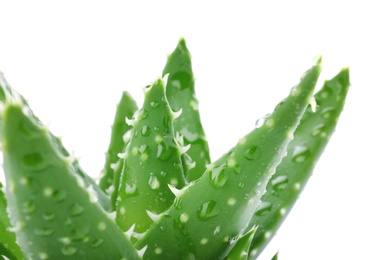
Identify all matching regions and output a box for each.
[247,68,350,259]
[135,60,321,259]
[0,182,24,260]
[115,78,187,236]
[0,73,110,212]
[1,103,140,259]
[226,226,257,260]
[99,91,138,210]
[163,38,211,181]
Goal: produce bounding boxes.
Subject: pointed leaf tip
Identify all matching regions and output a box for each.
[313,55,322,66]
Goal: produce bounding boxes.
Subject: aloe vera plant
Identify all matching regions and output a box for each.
[0,39,350,259]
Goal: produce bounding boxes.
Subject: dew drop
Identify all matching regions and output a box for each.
[22,153,48,171]
[98,222,106,231]
[319,88,332,99]
[53,190,67,203]
[42,212,55,221]
[197,200,220,220]
[71,226,90,242]
[22,200,36,214]
[64,218,72,226]
[141,125,151,137]
[61,246,78,256]
[213,225,221,235]
[271,175,289,191]
[39,252,48,260]
[227,198,237,206]
[136,109,148,120]
[321,107,335,119]
[174,196,183,209]
[150,101,159,108]
[148,174,160,190]
[138,144,150,156]
[154,247,163,255]
[69,203,84,216]
[292,146,311,164]
[125,183,138,196]
[311,124,326,137]
[91,238,104,248]
[170,71,193,90]
[244,145,260,160]
[200,238,208,245]
[210,166,229,188]
[255,201,272,216]
[156,141,172,161]
[58,237,72,245]
[34,228,54,236]
[179,213,189,223]
[43,187,53,197]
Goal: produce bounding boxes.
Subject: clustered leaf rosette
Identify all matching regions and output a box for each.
[0,39,350,259]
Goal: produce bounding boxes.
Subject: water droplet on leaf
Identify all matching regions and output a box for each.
[255,201,272,216]
[22,200,36,214]
[271,175,289,191]
[91,238,104,248]
[244,146,260,160]
[156,141,172,161]
[292,146,311,163]
[34,228,54,236]
[22,153,48,171]
[210,166,229,188]
[197,200,220,220]
[61,246,78,256]
[141,125,151,137]
[69,203,84,216]
[321,107,335,119]
[148,174,160,190]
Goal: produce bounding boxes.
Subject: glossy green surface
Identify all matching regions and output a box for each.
[99,91,138,210]
[0,182,24,260]
[115,79,187,235]
[1,104,140,259]
[248,68,350,259]
[135,61,321,259]
[0,40,351,260]
[163,39,211,182]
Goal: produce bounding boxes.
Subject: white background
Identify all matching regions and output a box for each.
[0,1,369,259]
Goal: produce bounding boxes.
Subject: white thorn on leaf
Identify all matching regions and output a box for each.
[123,130,132,143]
[106,210,117,220]
[179,144,191,155]
[125,117,136,126]
[162,73,169,87]
[117,152,127,159]
[172,108,182,119]
[168,184,183,197]
[146,210,162,222]
[137,245,148,258]
[186,160,196,170]
[309,96,317,112]
[124,224,136,240]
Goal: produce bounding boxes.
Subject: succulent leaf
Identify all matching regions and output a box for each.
[1,103,140,259]
[247,68,350,259]
[163,38,211,182]
[225,226,257,260]
[135,60,321,259]
[99,91,138,210]
[0,182,24,260]
[0,74,110,212]
[115,78,187,236]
